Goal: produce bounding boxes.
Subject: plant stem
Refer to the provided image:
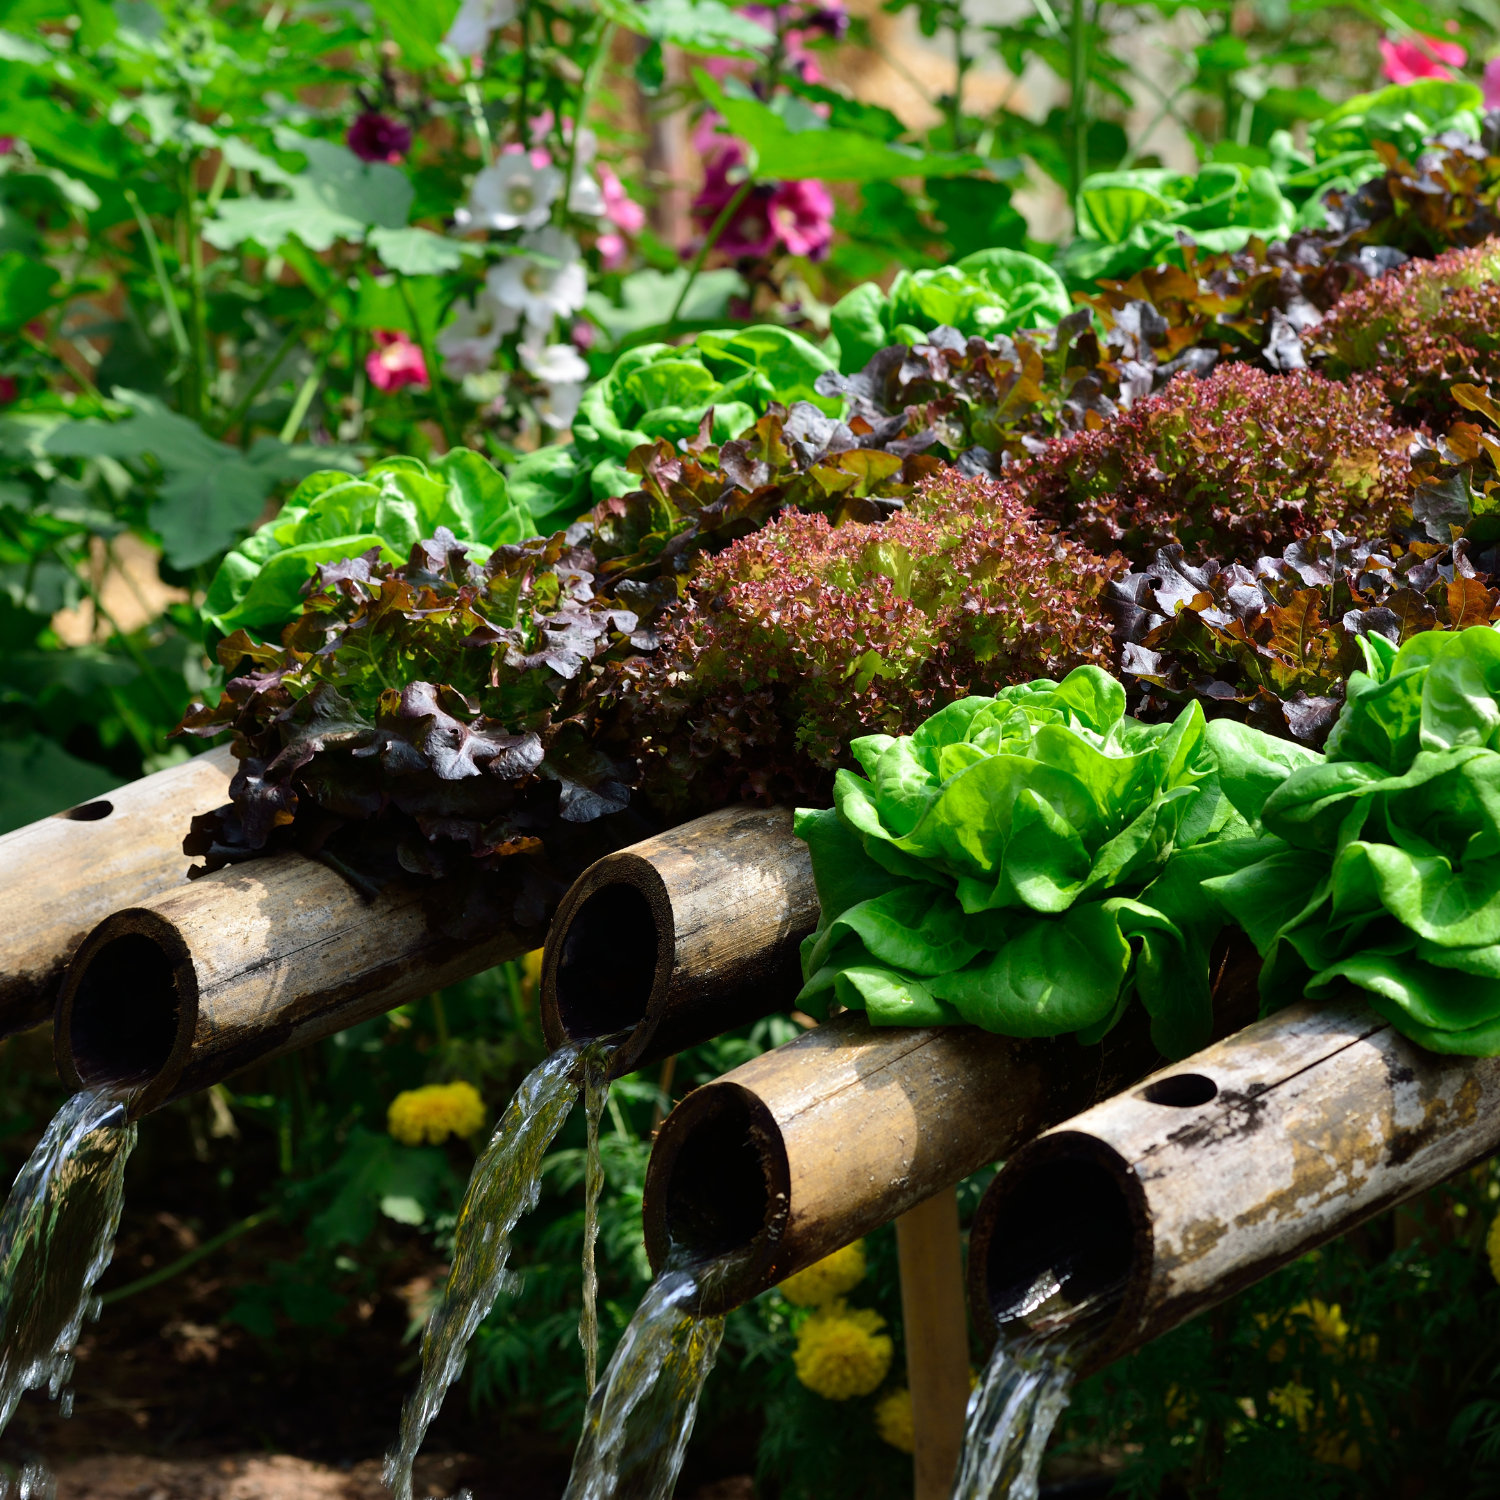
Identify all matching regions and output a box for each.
[100,1207,279,1307]
[184,156,212,423]
[278,360,324,444]
[429,992,450,1048]
[949,7,967,151]
[125,189,190,370]
[218,306,319,443]
[666,176,754,337]
[1068,0,1090,217]
[558,19,617,230]
[464,80,495,167]
[398,276,458,450]
[514,0,533,147]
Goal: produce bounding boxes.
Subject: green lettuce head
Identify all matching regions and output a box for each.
[202,449,530,646]
[514,325,840,536]
[1205,623,1500,1056]
[1307,78,1483,163]
[796,666,1269,1058]
[829,249,1072,374]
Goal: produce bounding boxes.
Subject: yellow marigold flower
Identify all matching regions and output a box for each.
[1488,1212,1500,1284]
[388,1081,485,1146]
[1291,1299,1349,1353]
[874,1388,914,1453]
[1267,1381,1315,1430]
[780,1241,867,1308]
[522,948,544,988]
[793,1301,892,1400]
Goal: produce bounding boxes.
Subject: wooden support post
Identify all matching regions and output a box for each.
[895,1185,970,1500]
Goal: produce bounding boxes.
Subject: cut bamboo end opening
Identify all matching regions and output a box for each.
[643,936,1263,1316]
[0,744,235,1041]
[967,995,1500,1376]
[56,852,528,1117]
[541,805,819,1079]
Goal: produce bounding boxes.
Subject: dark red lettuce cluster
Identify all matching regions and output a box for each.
[1012,364,1415,562]
[1111,532,1500,747]
[603,469,1121,816]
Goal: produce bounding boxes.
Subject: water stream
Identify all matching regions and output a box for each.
[950,1279,1123,1500]
[384,1038,615,1500]
[561,1252,743,1500]
[0,1087,136,1437]
[579,1046,610,1394]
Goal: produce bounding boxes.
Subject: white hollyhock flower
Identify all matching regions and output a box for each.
[487,228,587,328]
[465,155,561,232]
[519,340,589,385]
[568,169,605,217]
[444,0,516,56]
[435,293,519,378]
[537,380,584,430]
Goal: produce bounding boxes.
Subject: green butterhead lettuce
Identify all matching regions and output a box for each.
[1204,623,1500,1055]
[202,449,530,645]
[795,666,1274,1057]
[829,249,1071,374]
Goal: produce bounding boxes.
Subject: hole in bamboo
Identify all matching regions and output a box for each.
[58,800,113,822]
[661,1090,772,1261]
[983,1158,1134,1329]
[553,882,660,1040]
[1138,1073,1218,1108]
[69,933,180,1089]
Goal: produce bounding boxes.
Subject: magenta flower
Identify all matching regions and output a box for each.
[366,330,428,392]
[1485,56,1500,109]
[693,144,778,258]
[769,178,834,259]
[348,112,412,164]
[1379,34,1466,85]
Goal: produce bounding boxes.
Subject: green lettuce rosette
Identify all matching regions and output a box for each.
[1205,623,1500,1056]
[794,666,1274,1059]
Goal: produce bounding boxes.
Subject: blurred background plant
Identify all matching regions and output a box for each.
[8,0,1500,1494]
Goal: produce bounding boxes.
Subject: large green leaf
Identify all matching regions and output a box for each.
[0,734,121,833]
[0,251,60,331]
[695,70,1002,181]
[598,0,772,57]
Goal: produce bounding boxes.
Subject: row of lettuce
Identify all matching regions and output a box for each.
[180,87,1500,1060]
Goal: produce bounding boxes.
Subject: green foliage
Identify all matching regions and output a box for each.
[1205,624,1500,1056]
[827,250,1071,374]
[793,661,1282,1057]
[1308,78,1485,162]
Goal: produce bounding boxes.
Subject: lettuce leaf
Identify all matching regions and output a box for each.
[1205,623,1500,1055]
[795,664,1279,1056]
[202,450,530,646]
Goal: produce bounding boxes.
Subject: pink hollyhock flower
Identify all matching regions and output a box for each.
[347,112,412,164]
[692,143,777,258]
[1380,34,1466,85]
[769,177,834,259]
[599,164,646,234]
[366,330,429,392]
[596,231,628,269]
[1485,56,1500,109]
[0,375,18,404]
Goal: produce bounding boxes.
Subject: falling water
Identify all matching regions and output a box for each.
[0,1088,136,1437]
[384,1038,616,1500]
[0,1460,55,1499]
[579,1046,610,1394]
[950,1276,1124,1500]
[562,1252,743,1500]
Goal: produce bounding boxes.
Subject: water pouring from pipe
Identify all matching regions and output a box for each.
[384,1036,620,1500]
[0,1087,137,1436]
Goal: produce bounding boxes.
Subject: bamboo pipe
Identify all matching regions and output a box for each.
[641,939,1263,1315]
[540,804,819,1079]
[54,852,529,1117]
[0,745,235,1040]
[967,995,1500,1376]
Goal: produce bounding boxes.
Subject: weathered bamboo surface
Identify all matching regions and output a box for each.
[642,939,1262,1314]
[0,745,235,1039]
[895,1186,970,1500]
[56,852,526,1116]
[969,995,1500,1374]
[542,804,819,1076]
